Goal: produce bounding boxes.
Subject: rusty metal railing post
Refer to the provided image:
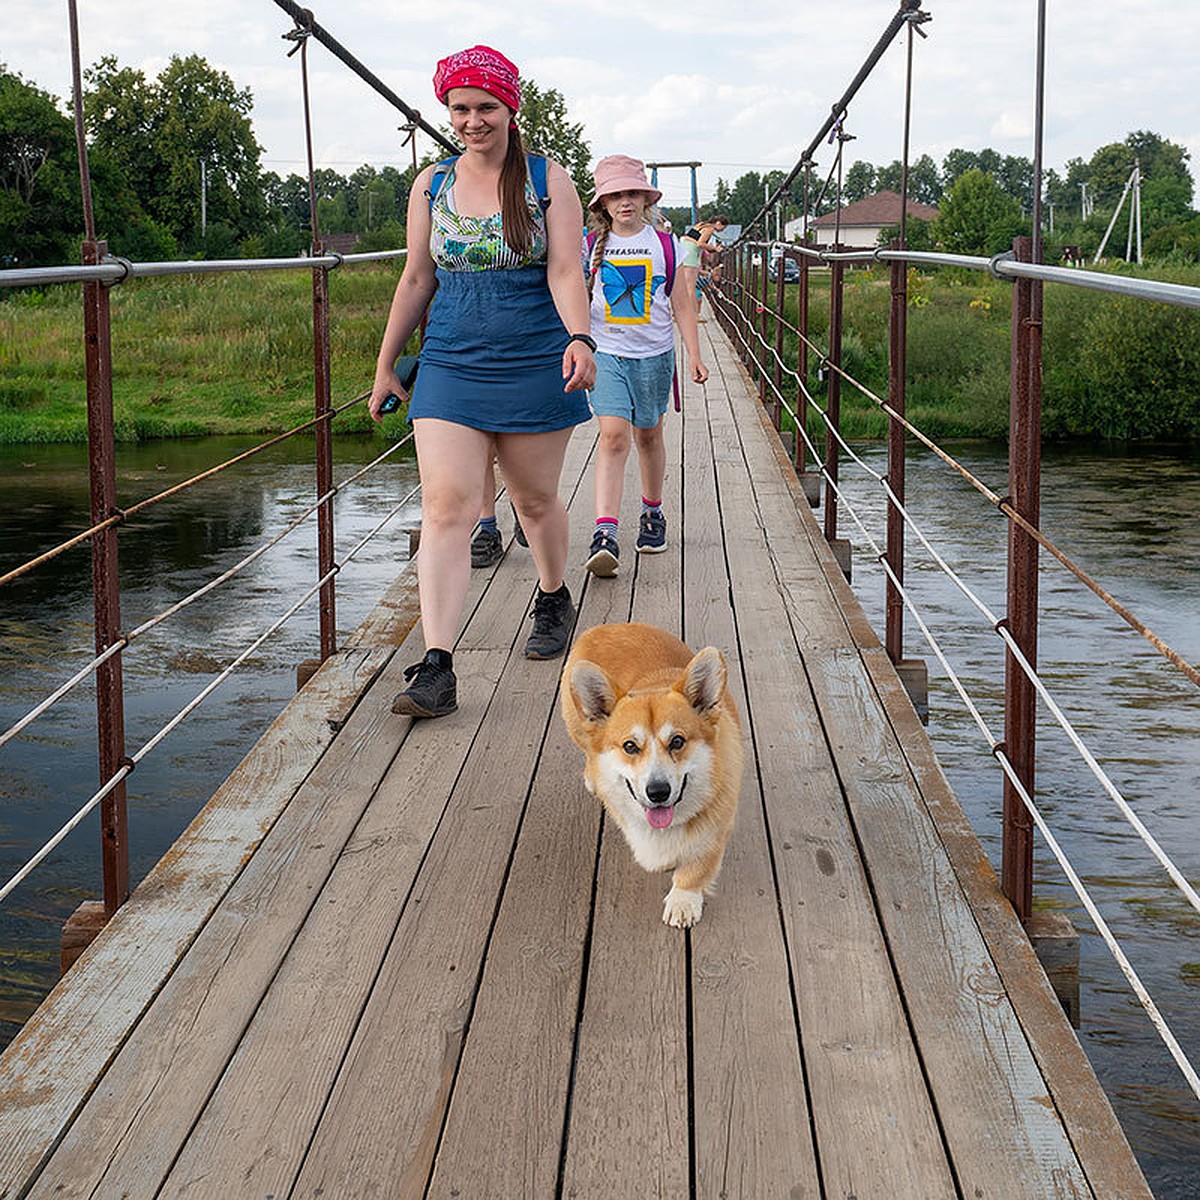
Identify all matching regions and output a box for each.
[293,13,338,664]
[771,252,785,428]
[758,244,770,408]
[795,249,811,474]
[1002,234,1042,923]
[823,254,845,542]
[885,241,908,662]
[70,0,129,917]
[81,239,131,916]
[312,259,337,661]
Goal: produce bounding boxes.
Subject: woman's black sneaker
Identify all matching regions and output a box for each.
[524,585,574,660]
[391,652,457,717]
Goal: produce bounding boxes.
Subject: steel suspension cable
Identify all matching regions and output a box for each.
[718,279,1200,690]
[0,392,373,591]
[0,431,414,751]
[714,301,1200,1090]
[0,480,421,906]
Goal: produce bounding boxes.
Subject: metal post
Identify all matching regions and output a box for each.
[70,0,129,917]
[795,250,810,474]
[758,245,770,408]
[293,22,337,663]
[885,243,907,662]
[1002,235,1042,923]
[823,257,845,542]
[81,241,130,916]
[313,263,337,661]
[772,253,786,428]
[690,165,699,227]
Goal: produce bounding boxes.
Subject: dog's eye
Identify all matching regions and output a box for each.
[622,740,639,756]
[668,734,686,753]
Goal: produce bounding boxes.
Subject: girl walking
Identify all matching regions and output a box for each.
[583,156,709,576]
[370,45,595,717]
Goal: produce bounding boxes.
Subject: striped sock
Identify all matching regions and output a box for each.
[641,497,663,518]
[596,517,619,533]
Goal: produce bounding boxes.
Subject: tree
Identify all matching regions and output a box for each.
[844,160,875,203]
[0,68,79,265]
[83,54,265,250]
[726,171,766,230]
[517,78,591,198]
[934,168,1026,255]
[907,154,942,205]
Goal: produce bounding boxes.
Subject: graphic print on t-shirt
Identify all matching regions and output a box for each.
[598,256,666,324]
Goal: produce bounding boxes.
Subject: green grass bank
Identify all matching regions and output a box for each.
[1,258,1198,445]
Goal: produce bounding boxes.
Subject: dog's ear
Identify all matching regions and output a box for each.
[677,646,727,714]
[569,659,617,723]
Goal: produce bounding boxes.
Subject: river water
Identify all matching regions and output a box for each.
[0,435,1197,1195]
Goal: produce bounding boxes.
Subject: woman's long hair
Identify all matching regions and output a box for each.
[500,118,535,257]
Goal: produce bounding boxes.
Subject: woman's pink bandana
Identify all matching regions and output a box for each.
[433,45,521,113]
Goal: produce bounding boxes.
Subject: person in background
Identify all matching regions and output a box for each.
[369,44,595,717]
[471,456,527,568]
[582,155,708,577]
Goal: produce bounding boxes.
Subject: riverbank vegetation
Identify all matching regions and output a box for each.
[1,258,1198,445]
[0,260,1195,448]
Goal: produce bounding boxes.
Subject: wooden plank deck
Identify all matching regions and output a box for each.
[0,321,1153,1199]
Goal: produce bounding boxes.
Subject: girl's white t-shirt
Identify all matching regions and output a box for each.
[586,227,677,358]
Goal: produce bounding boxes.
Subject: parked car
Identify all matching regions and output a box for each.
[767,257,801,283]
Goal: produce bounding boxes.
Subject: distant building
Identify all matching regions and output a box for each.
[785,190,939,249]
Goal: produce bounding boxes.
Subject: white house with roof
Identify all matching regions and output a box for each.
[784,190,939,249]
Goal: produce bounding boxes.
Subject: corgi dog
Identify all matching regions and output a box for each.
[560,622,743,928]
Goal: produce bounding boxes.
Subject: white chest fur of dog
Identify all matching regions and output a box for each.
[560,622,744,928]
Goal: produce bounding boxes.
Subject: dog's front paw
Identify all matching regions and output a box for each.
[662,886,704,928]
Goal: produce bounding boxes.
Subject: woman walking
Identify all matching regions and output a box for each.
[370,45,595,717]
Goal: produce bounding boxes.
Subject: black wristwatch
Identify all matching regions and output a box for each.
[567,332,597,352]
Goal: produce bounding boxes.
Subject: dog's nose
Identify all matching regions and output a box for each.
[645,776,672,805]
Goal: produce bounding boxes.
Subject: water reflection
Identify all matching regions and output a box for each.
[834,441,1200,1197]
[0,435,421,1043]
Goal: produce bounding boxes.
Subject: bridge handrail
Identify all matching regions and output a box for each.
[708,280,1200,1100]
[0,248,407,290]
[744,241,1200,310]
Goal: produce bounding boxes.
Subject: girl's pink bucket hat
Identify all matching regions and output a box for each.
[588,155,663,210]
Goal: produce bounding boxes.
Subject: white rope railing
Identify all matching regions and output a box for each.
[0,482,420,907]
[710,283,1200,917]
[714,310,1200,1096]
[0,434,413,752]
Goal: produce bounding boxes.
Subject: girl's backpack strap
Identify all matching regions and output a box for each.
[656,230,676,296]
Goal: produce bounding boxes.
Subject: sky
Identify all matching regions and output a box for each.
[8,0,1200,214]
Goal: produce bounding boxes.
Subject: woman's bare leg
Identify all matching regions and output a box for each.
[412,418,493,649]
[496,426,575,592]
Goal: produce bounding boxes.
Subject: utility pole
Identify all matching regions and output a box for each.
[200,158,207,239]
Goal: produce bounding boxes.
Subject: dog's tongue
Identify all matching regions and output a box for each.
[647,804,674,829]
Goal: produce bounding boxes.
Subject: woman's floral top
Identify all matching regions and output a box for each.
[430,163,548,271]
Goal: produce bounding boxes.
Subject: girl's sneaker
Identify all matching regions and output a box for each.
[636,512,668,553]
[585,529,620,577]
[470,525,503,568]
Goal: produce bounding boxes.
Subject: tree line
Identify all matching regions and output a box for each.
[2,53,1197,270]
[0,56,591,268]
[663,136,1197,262]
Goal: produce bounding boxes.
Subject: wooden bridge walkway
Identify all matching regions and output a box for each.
[0,322,1151,1198]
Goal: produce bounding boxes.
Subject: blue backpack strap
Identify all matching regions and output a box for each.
[656,229,676,296]
[527,153,551,212]
[426,156,459,208]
